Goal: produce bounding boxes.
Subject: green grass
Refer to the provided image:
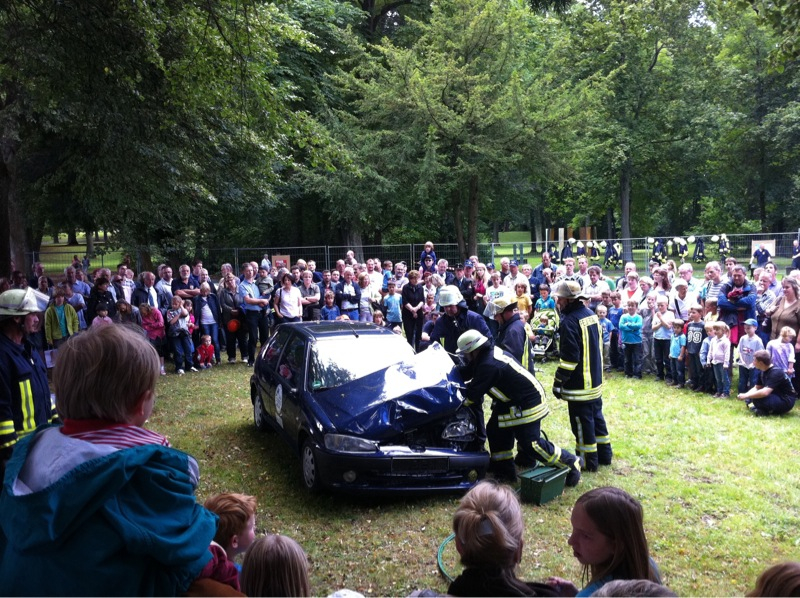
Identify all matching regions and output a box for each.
[148,360,800,596]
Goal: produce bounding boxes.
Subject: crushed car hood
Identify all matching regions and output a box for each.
[313,343,465,439]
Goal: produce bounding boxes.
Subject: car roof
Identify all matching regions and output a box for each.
[278,321,397,342]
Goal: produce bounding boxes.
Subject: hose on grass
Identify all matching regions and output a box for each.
[437,532,456,583]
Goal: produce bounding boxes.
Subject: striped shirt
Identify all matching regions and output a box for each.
[61,418,170,449]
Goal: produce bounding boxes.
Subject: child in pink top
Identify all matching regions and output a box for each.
[707,321,731,397]
[90,303,113,328]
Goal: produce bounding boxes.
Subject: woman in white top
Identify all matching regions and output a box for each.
[274,273,303,323]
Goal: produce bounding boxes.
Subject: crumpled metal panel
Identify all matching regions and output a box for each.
[312,343,465,439]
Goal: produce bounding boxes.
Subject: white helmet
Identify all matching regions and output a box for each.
[586,241,593,248]
[576,241,584,248]
[438,285,464,307]
[687,236,696,244]
[647,237,655,244]
[0,288,40,318]
[600,240,607,248]
[711,235,720,242]
[456,330,489,354]
[568,237,576,244]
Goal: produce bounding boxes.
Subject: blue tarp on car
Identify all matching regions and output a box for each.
[312,343,465,440]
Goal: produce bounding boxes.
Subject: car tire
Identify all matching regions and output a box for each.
[301,438,322,492]
[253,390,272,433]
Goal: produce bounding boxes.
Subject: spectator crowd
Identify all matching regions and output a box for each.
[1,239,800,596]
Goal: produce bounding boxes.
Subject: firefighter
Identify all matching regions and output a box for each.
[429,285,492,357]
[677,237,689,263]
[551,280,612,472]
[488,297,534,373]
[456,329,581,486]
[692,236,706,263]
[0,288,57,480]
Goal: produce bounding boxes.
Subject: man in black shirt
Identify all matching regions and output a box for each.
[737,350,797,416]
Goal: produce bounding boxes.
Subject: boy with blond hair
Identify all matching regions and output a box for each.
[0,325,218,595]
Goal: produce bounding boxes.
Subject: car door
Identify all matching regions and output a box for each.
[257,327,293,425]
[273,334,308,448]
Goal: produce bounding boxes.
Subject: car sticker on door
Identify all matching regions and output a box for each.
[275,384,284,415]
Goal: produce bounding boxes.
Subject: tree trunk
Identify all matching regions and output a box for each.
[759,145,767,231]
[3,140,31,278]
[452,188,466,262]
[86,229,95,257]
[139,249,153,274]
[532,205,544,253]
[0,163,10,278]
[606,206,615,240]
[467,175,479,259]
[345,228,364,264]
[619,157,633,262]
[67,228,78,245]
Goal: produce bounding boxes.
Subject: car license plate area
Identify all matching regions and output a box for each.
[391,457,448,474]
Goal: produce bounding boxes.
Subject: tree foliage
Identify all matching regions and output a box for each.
[2,0,800,274]
[0,0,338,274]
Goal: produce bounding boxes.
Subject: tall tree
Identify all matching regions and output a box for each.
[558,0,716,257]
[0,0,334,275]
[314,0,589,258]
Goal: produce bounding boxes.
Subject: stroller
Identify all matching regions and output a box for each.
[531,308,559,362]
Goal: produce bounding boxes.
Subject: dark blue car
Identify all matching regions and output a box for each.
[250,322,489,493]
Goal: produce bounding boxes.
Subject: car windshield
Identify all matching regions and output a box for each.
[309,334,416,391]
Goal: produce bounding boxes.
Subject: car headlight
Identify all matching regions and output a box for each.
[324,434,379,453]
[442,410,477,441]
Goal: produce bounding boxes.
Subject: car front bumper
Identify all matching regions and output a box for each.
[313,444,490,493]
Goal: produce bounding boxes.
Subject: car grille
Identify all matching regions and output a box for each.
[391,457,449,473]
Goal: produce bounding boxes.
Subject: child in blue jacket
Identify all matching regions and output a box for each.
[0,325,219,596]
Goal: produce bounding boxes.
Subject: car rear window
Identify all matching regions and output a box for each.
[309,334,416,391]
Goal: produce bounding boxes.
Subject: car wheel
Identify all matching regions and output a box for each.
[301,438,322,492]
[253,390,271,433]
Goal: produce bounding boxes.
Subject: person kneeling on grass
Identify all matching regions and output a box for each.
[737,349,797,417]
[0,325,223,596]
[456,330,582,487]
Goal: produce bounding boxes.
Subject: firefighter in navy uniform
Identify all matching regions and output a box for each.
[0,288,57,481]
[429,285,491,357]
[551,280,612,472]
[692,236,706,263]
[489,297,534,373]
[456,330,581,486]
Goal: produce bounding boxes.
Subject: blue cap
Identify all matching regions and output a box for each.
[510,260,519,267]
[487,263,495,270]
[744,318,758,327]
[464,260,474,269]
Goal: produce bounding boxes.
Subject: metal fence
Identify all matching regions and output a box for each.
[28,231,800,282]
